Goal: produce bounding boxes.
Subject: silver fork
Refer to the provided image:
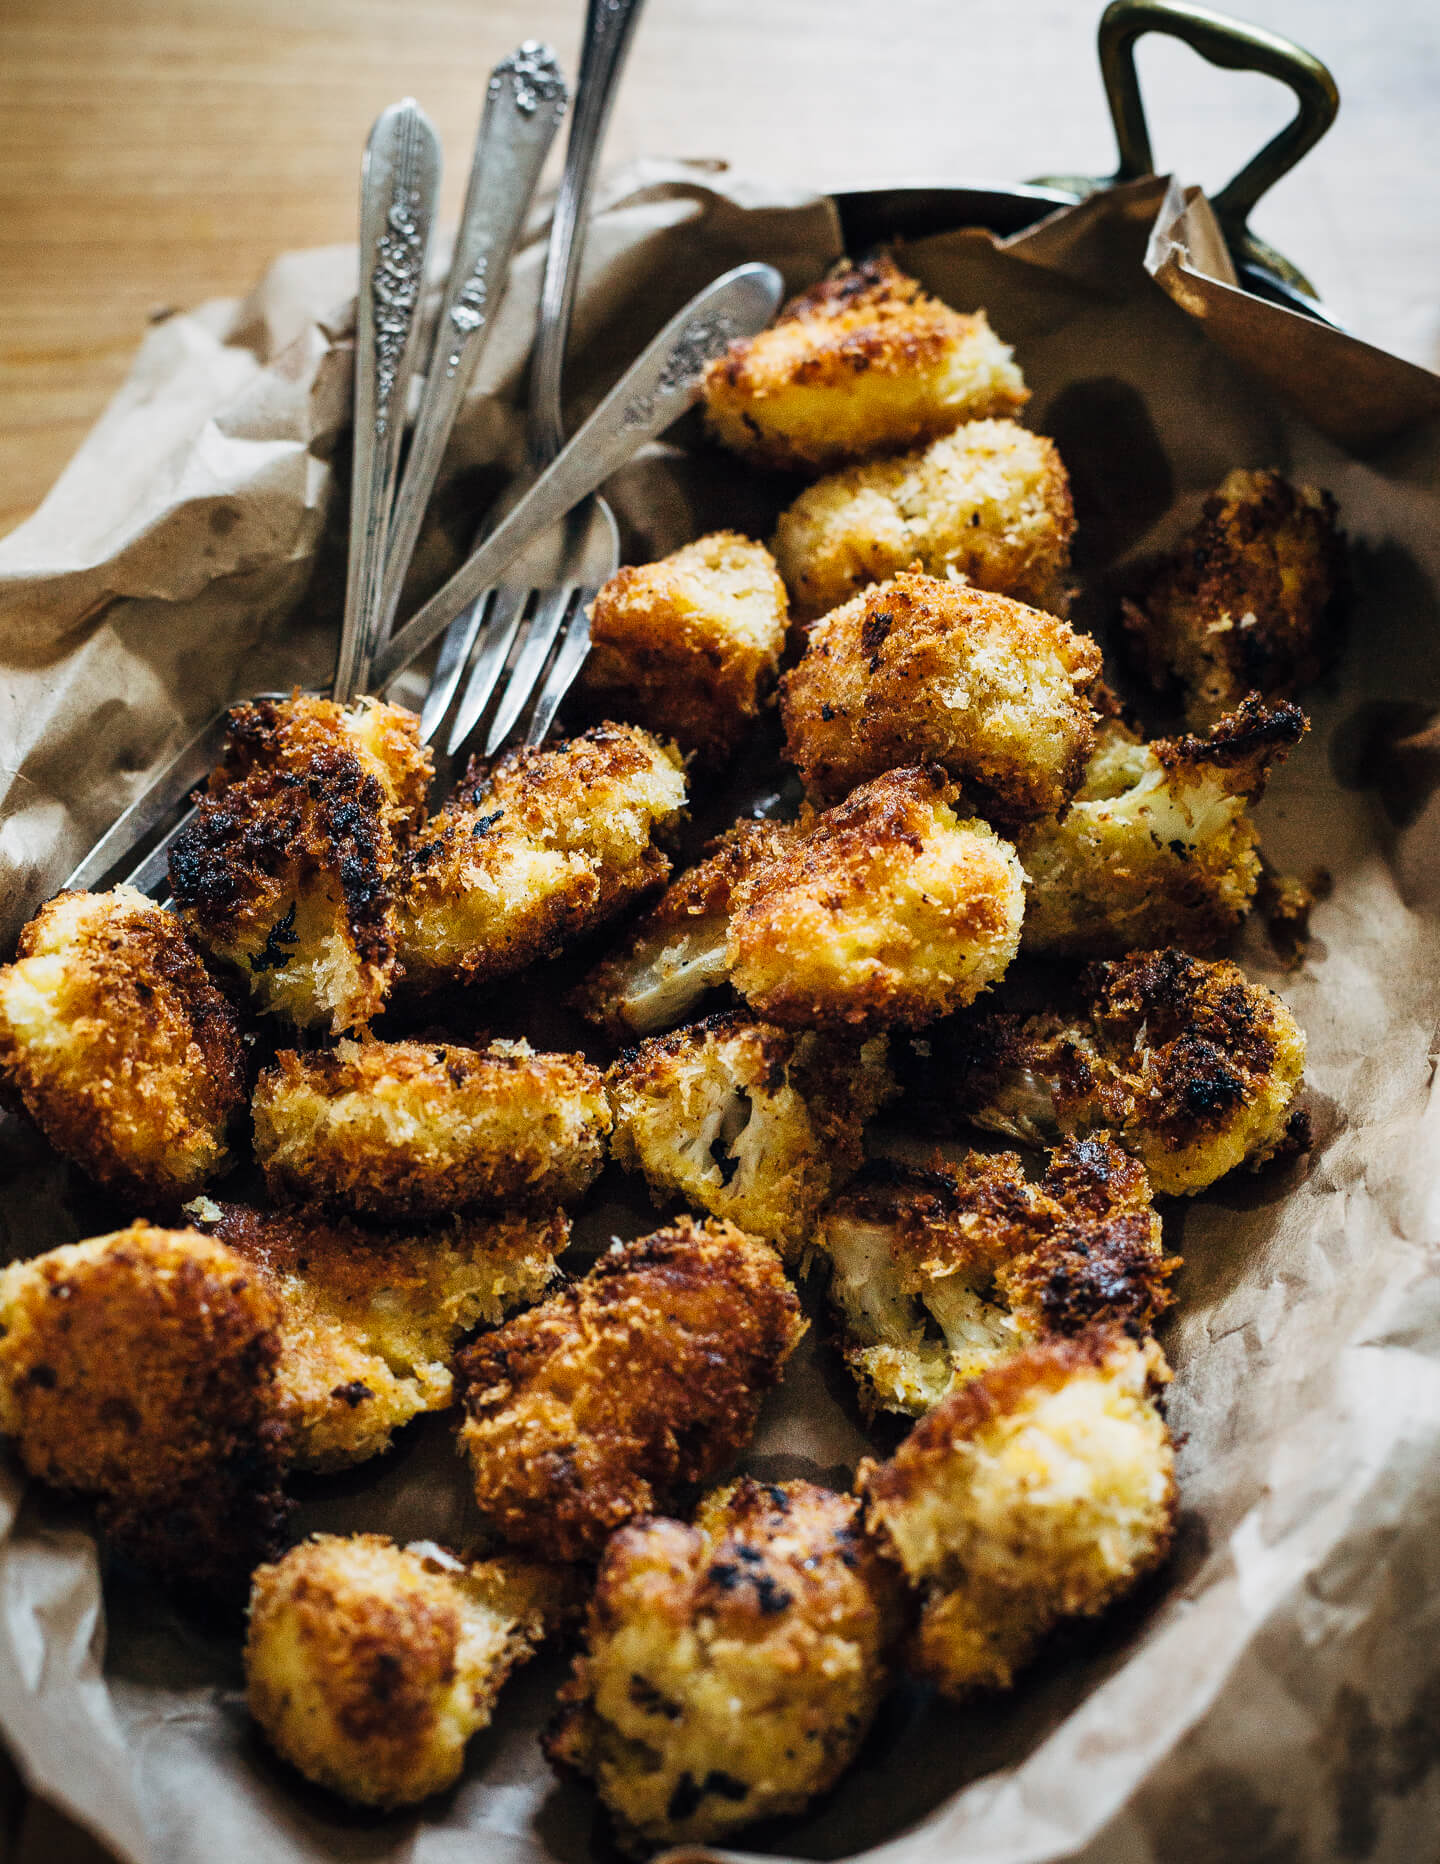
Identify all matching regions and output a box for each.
[422,0,648,759]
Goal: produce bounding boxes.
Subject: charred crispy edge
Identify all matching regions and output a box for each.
[1154,693,1307,783]
[609,1005,795,1083]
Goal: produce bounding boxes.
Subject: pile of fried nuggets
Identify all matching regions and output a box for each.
[0,254,1340,1851]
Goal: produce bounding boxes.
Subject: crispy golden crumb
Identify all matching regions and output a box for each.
[606,1012,895,1259]
[779,569,1102,820]
[169,694,431,1034]
[251,1038,610,1221]
[1019,698,1306,955]
[727,767,1026,1032]
[0,886,245,1203]
[574,819,797,1040]
[773,419,1074,622]
[0,1223,289,1595]
[547,1477,906,1852]
[581,533,789,763]
[395,722,687,991]
[920,948,1308,1195]
[818,1138,1176,1418]
[455,1218,805,1562]
[188,1200,567,1470]
[702,255,1028,474]
[1124,468,1345,729]
[246,1534,575,1807]
[860,1328,1175,1695]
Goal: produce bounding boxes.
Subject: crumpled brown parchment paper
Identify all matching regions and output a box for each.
[2,159,1439,1864]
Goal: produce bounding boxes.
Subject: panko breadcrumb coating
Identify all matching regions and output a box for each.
[818,1138,1176,1418]
[910,948,1308,1196]
[246,1534,574,1807]
[606,1012,895,1258]
[860,1328,1175,1695]
[189,1200,567,1470]
[773,419,1074,622]
[251,1038,609,1221]
[395,722,686,991]
[727,767,1026,1033]
[0,1224,288,1596]
[0,886,244,1203]
[1124,468,1345,729]
[702,255,1027,474]
[575,819,797,1040]
[780,569,1102,820]
[169,694,431,1033]
[455,1218,805,1562]
[581,533,789,764]
[547,1477,906,1852]
[1019,697,1306,955]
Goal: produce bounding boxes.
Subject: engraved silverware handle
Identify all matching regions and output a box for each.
[376,47,568,650]
[372,260,783,686]
[529,0,648,466]
[334,98,442,704]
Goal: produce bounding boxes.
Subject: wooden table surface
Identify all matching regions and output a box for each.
[0,0,1436,1857]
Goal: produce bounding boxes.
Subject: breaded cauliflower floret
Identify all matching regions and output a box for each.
[1124,468,1345,729]
[395,722,686,990]
[575,819,797,1040]
[247,1534,574,1807]
[773,419,1074,622]
[188,1200,567,1469]
[581,533,789,764]
[818,1138,1175,1418]
[0,886,244,1203]
[0,1224,288,1595]
[456,1218,805,1562]
[251,1037,609,1221]
[607,1012,895,1258]
[780,570,1102,820]
[727,767,1026,1032]
[547,1478,906,1852]
[860,1328,1175,1695]
[920,948,1308,1196]
[702,255,1027,474]
[169,694,431,1033]
[1019,697,1306,955]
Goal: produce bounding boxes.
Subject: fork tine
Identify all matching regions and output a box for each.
[421,589,491,743]
[483,577,581,756]
[445,582,532,756]
[522,592,594,748]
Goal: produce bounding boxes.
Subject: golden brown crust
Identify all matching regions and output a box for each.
[0,1223,289,1596]
[581,532,789,764]
[0,886,245,1203]
[455,1218,806,1562]
[251,1038,610,1221]
[702,256,1028,474]
[546,1477,907,1851]
[779,569,1102,821]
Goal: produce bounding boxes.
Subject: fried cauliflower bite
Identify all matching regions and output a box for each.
[702,255,1028,474]
[575,819,797,1040]
[455,1219,806,1563]
[251,1038,609,1221]
[246,1534,575,1807]
[187,1200,567,1470]
[580,533,790,764]
[819,1138,1175,1419]
[1124,468,1345,730]
[1018,697,1306,955]
[395,722,687,991]
[727,767,1026,1033]
[547,1478,906,1853]
[780,570,1103,820]
[923,948,1308,1196]
[169,694,431,1034]
[0,886,244,1203]
[773,419,1074,623]
[0,1223,288,1595]
[606,1013,895,1259]
[860,1328,1175,1695]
